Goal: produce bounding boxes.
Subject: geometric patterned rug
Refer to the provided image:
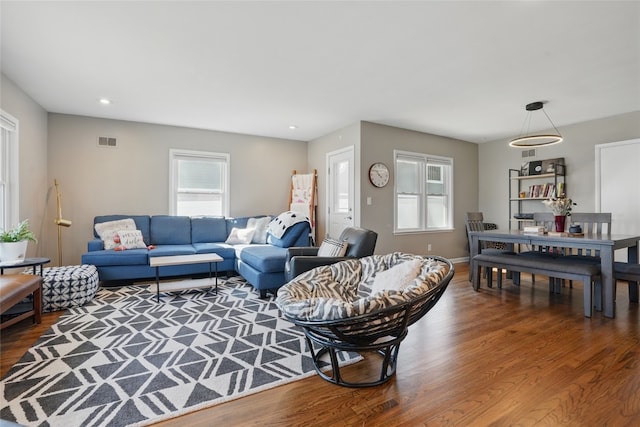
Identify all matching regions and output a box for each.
[0,276,360,427]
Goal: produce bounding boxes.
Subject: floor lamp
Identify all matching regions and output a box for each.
[54,179,72,266]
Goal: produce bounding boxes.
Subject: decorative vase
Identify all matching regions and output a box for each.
[0,240,28,265]
[554,215,566,233]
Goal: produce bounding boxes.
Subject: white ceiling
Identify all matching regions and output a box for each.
[1,1,639,143]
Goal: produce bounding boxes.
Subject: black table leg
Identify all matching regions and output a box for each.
[156,266,160,303]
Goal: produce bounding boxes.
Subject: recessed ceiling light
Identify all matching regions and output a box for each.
[99,98,112,105]
[289,125,298,130]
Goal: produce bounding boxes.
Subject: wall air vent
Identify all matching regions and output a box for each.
[97,136,117,148]
[521,148,536,158]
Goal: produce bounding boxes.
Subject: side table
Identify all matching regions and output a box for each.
[0,257,51,276]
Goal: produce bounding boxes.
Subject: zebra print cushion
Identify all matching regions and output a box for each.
[276,252,448,321]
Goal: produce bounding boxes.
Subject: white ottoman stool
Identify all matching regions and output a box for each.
[41,264,99,312]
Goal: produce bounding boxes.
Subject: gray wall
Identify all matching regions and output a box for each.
[479,111,640,232]
[0,73,48,259]
[360,122,478,259]
[47,114,308,265]
[308,121,478,260]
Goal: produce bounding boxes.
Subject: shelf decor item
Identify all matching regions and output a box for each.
[0,219,37,264]
[555,215,566,233]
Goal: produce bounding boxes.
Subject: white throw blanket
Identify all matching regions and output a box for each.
[268,211,309,239]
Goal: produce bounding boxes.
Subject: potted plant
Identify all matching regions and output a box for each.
[0,219,37,264]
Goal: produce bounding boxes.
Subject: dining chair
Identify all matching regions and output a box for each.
[593,261,640,312]
[465,212,509,286]
[566,212,612,258]
[551,212,612,290]
[613,262,640,304]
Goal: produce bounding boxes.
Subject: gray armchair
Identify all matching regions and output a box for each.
[284,227,378,282]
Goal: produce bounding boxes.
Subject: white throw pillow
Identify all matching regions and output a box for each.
[95,218,137,250]
[247,216,272,244]
[370,258,422,293]
[225,227,256,245]
[116,229,147,249]
[317,237,348,257]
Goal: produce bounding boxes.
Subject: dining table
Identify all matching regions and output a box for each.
[470,230,640,318]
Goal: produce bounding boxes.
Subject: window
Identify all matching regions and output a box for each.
[0,110,19,231]
[394,150,453,232]
[169,149,229,217]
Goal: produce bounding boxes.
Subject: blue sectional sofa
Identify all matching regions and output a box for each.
[80,214,311,297]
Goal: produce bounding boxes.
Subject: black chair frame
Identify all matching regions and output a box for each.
[281,256,454,387]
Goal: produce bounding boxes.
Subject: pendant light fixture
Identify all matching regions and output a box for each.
[509,101,563,148]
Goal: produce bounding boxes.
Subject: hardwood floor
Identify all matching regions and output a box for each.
[2,263,639,426]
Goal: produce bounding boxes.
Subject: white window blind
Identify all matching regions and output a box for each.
[394,150,453,232]
[169,149,230,217]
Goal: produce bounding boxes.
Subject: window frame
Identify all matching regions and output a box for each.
[0,110,19,231]
[169,149,230,217]
[393,149,454,233]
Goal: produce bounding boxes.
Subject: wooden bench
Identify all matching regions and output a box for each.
[472,253,601,317]
[0,274,43,330]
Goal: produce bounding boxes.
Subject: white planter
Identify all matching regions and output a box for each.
[0,240,28,265]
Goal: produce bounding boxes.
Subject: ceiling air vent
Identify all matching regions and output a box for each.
[97,136,117,148]
[521,148,536,158]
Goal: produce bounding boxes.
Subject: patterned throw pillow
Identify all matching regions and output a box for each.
[225,227,256,245]
[115,229,147,250]
[317,237,348,257]
[94,218,136,250]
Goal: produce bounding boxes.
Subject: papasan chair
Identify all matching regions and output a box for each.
[276,252,454,387]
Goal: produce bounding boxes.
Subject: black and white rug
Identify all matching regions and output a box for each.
[0,277,360,426]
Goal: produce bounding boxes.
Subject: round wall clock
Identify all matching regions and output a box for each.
[368,162,390,188]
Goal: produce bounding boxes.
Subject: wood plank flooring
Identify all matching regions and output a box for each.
[2,263,639,426]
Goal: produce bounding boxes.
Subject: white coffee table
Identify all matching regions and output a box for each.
[149,253,223,302]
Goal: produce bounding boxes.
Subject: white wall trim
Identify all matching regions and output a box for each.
[0,109,19,228]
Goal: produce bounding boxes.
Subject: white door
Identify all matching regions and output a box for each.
[596,138,640,261]
[326,146,355,239]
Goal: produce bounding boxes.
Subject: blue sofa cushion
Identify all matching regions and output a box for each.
[148,245,197,257]
[150,216,192,245]
[239,245,289,273]
[87,239,104,251]
[267,221,311,248]
[94,215,151,244]
[81,249,149,266]
[191,217,228,243]
[192,242,236,258]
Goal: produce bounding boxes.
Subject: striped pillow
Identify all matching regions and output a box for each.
[317,238,348,257]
